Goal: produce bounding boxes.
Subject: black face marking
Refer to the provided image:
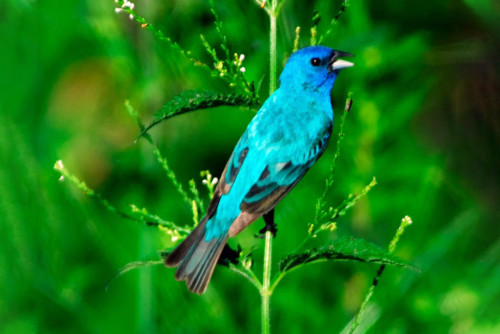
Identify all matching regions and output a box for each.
[328,51,337,71]
[310,57,321,66]
[328,50,354,72]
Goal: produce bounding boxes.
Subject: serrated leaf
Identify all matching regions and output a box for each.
[279,236,417,273]
[139,89,258,137]
[105,259,163,291]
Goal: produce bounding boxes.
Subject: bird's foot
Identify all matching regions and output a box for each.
[255,209,278,238]
[255,223,278,238]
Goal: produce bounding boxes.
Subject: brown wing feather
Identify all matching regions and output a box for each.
[228,211,261,237]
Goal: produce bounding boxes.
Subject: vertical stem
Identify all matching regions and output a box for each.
[261,230,273,334]
[269,0,278,94]
[262,2,278,333]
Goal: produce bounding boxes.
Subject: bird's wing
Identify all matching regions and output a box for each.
[226,122,332,236]
[246,121,332,210]
[239,148,321,214]
[203,141,249,222]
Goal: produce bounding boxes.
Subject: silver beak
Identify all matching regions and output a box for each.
[328,50,354,72]
[331,59,354,70]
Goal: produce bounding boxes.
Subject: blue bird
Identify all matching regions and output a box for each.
[165,46,353,294]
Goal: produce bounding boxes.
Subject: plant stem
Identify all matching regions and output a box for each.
[261,230,273,334]
[269,0,278,95]
[348,216,413,333]
[228,264,262,292]
[261,2,278,333]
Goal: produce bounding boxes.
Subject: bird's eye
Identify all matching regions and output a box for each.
[310,57,321,66]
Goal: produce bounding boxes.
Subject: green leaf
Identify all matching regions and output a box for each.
[139,89,258,137]
[279,236,418,273]
[105,259,164,291]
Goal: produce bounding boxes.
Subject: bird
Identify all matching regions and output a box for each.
[165,46,354,294]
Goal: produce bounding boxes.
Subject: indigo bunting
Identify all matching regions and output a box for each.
[165,46,353,294]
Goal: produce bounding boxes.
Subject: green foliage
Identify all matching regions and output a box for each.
[140,89,258,137]
[55,3,418,332]
[317,0,349,44]
[116,0,258,100]
[310,11,321,46]
[3,0,498,333]
[200,0,257,97]
[105,259,163,291]
[314,96,353,221]
[348,215,414,334]
[53,159,191,238]
[57,1,416,332]
[127,100,207,223]
[114,0,207,70]
[279,236,416,273]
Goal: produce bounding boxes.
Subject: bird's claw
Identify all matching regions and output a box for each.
[255,223,278,238]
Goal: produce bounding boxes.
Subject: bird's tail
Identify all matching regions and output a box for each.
[165,217,228,294]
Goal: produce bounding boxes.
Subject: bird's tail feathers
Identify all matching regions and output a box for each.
[165,217,228,294]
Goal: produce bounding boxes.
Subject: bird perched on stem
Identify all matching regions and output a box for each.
[165,46,353,294]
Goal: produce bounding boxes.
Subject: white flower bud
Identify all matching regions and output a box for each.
[55,160,64,170]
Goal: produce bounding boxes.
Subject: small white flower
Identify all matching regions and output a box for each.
[55,160,64,170]
[240,67,246,73]
[59,175,65,182]
[122,0,135,9]
[129,14,134,20]
[239,54,245,62]
[211,177,218,185]
[115,8,122,13]
[202,179,208,185]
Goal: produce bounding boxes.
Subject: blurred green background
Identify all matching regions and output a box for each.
[1,0,499,333]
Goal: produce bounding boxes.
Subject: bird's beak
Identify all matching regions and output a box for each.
[329,50,354,72]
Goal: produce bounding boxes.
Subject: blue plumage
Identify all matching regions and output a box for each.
[165,46,353,294]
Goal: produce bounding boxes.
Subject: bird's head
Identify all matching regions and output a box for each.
[279,46,354,95]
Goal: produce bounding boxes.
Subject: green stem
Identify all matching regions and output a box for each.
[348,216,413,333]
[261,2,278,333]
[269,0,278,95]
[261,230,273,334]
[313,95,353,224]
[228,264,262,292]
